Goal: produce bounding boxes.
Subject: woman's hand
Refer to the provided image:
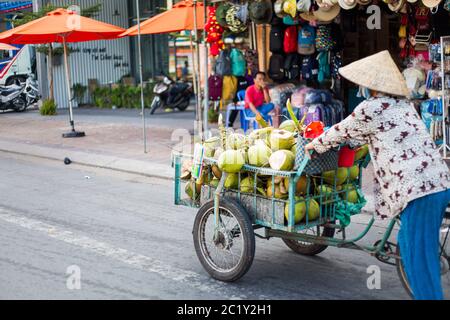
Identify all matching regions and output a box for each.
[304,143,316,159]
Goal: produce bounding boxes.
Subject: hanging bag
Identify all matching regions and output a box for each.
[208,75,223,101]
[230,48,247,77]
[268,54,286,82]
[215,49,232,76]
[283,26,298,54]
[284,53,301,81]
[270,25,285,53]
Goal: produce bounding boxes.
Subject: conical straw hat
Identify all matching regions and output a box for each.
[339,50,410,97]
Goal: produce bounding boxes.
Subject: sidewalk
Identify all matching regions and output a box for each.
[0,107,194,179]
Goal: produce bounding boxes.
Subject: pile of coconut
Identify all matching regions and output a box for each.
[181,100,370,225]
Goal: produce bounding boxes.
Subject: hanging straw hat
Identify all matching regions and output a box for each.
[300,11,317,21]
[235,3,249,23]
[249,0,273,24]
[388,0,406,12]
[274,0,287,18]
[313,3,341,22]
[339,50,410,97]
[297,0,312,12]
[422,0,442,7]
[338,0,358,9]
[216,2,231,27]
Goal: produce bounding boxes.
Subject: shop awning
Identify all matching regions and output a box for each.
[0,1,33,14]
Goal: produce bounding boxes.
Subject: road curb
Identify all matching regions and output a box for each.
[0,146,174,181]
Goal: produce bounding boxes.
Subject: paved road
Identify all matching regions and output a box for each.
[0,152,409,300]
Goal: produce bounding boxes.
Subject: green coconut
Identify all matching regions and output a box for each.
[224,173,239,189]
[226,133,246,150]
[218,150,245,173]
[284,175,308,195]
[248,140,272,167]
[307,199,320,221]
[185,181,201,200]
[269,150,295,171]
[322,167,349,186]
[248,127,273,145]
[348,165,360,181]
[270,129,296,151]
[204,136,220,158]
[210,178,219,188]
[279,120,297,133]
[266,179,288,199]
[284,197,307,224]
[340,184,358,203]
[291,144,297,155]
[316,185,334,201]
[240,176,255,193]
[354,145,369,162]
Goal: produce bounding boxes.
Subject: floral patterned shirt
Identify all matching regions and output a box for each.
[311,96,450,218]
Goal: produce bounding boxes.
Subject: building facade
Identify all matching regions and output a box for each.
[32,0,169,108]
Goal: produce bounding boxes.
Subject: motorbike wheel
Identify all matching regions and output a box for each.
[150,97,161,115]
[176,98,190,112]
[13,97,27,113]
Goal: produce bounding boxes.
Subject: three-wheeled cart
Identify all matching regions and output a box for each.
[173,151,450,298]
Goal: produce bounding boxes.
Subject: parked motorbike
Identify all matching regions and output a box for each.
[0,80,27,112]
[150,74,193,115]
[24,75,41,106]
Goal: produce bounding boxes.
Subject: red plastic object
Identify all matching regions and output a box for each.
[304,122,325,139]
[338,146,356,168]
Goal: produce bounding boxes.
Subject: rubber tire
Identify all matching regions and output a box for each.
[150,97,161,115]
[193,199,255,282]
[282,225,335,256]
[176,98,190,111]
[13,97,27,113]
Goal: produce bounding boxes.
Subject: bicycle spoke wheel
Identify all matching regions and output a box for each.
[193,199,255,282]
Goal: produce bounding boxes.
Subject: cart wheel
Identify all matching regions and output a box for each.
[282,225,335,256]
[193,199,255,282]
[396,213,450,299]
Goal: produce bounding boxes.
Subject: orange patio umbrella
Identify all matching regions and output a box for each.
[121,0,205,36]
[0,43,19,51]
[0,8,125,138]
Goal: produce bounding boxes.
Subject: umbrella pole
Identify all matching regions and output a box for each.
[202,0,209,138]
[193,0,203,140]
[137,0,147,154]
[62,36,85,138]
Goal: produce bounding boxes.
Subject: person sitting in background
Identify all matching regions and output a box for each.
[244,72,275,125]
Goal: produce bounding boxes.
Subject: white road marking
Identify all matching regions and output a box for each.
[0,207,246,299]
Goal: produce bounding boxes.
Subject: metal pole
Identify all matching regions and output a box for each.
[193,0,203,139]
[202,0,209,137]
[62,36,84,138]
[137,0,147,153]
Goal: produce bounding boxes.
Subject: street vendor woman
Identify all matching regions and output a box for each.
[305,50,450,300]
[244,72,275,124]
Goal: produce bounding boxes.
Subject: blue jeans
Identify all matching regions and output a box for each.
[398,189,450,300]
[244,103,275,122]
